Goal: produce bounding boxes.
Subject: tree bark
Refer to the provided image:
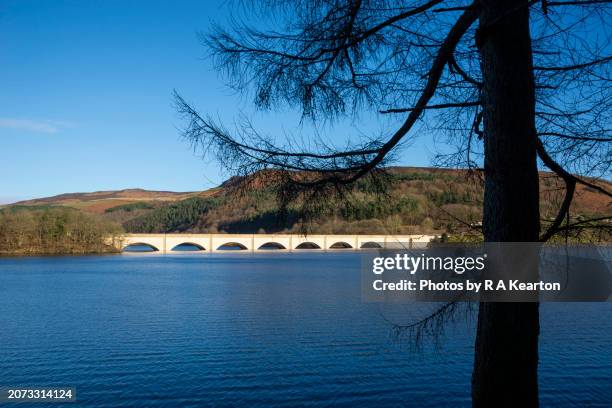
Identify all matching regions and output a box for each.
[472,1,540,407]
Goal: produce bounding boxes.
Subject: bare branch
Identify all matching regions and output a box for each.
[536,139,577,242]
[178,5,480,191]
[534,56,612,71]
[538,132,612,142]
[547,0,612,6]
[380,101,480,114]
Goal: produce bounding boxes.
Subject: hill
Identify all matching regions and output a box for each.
[5,167,610,239]
[117,167,611,238]
[11,188,212,214]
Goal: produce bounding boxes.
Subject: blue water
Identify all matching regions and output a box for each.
[0,253,610,407]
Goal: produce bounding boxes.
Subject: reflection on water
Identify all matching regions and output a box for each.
[0,253,610,407]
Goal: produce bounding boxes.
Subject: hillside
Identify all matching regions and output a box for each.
[11,188,213,214]
[5,167,610,239]
[115,167,611,237]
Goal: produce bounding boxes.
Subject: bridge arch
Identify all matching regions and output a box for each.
[329,241,353,249]
[258,242,286,250]
[217,242,248,251]
[295,242,321,249]
[360,241,383,249]
[171,242,206,251]
[123,242,159,252]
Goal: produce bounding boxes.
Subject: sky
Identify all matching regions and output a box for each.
[0,0,435,203]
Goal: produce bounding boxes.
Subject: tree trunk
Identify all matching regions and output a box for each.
[472,1,540,407]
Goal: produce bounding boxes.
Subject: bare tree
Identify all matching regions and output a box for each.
[175,0,611,406]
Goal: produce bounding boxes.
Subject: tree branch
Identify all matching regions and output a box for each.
[534,56,611,71]
[536,139,576,242]
[380,101,480,114]
[178,5,480,190]
[315,6,480,185]
[538,132,612,142]
[547,0,612,6]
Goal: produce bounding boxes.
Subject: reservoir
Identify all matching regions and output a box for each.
[0,253,610,407]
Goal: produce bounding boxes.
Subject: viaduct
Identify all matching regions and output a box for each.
[114,233,436,253]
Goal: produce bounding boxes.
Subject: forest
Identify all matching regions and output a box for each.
[120,168,609,242]
[0,207,122,255]
[122,169,479,235]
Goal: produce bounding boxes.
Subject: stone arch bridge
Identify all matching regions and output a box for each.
[113,233,436,253]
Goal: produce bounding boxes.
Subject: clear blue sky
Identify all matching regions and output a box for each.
[0,0,434,203]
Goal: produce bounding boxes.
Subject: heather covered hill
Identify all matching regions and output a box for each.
[4,167,608,239]
[116,167,611,238]
[11,188,208,214]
